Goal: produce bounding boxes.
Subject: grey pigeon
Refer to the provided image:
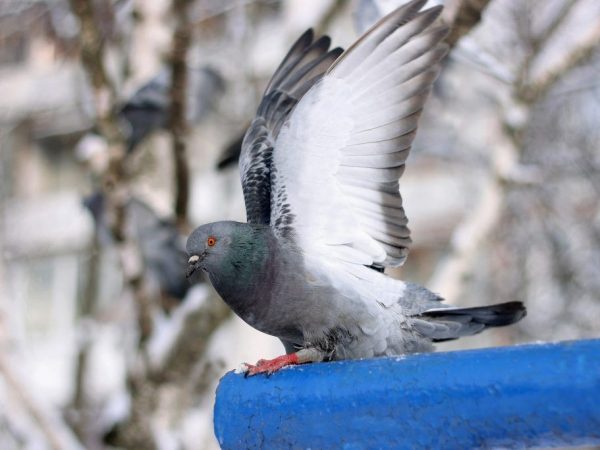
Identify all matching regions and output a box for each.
[77,66,224,158]
[119,66,224,152]
[186,0,526,375]
[84,192,193,308]
[216,129,246,170]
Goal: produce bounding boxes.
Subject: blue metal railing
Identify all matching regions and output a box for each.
[214,339,600,449]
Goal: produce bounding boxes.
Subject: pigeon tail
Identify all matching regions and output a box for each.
[413,302,526,343]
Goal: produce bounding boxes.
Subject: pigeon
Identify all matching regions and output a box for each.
[119,66,224,152]
[186,0,526,376]
[76,66,224,164]
[215,129,246,170]
[84,192,193,308]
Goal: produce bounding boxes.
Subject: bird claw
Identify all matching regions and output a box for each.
[242,354,300,377]
[242,363,269,377]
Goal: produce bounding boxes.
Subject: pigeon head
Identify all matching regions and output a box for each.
[186,221,233,279]
[186,221,268,283]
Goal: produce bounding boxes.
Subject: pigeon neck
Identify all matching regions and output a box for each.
[209,225,272,314]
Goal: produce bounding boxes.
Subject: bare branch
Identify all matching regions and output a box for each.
[101,0,232,445]
[67,0,121,144]
[106,371,159,450]
[429,118,515,303]
[531,0,580,52]
[68,0,153,345]
[66,233,100,442]
[152,295,231,385]
[315,0,346,36]
[444,0,492,49]
[430,3,600,304]
[169,0,194,228]
[515,0,583,97]
[110,294,230,448]
[521,20,600,102]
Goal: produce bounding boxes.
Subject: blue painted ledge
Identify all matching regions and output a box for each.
[214,339,600,449]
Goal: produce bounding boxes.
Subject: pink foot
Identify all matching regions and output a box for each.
[244,353,300,376]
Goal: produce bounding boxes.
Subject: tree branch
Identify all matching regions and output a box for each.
[109,294,231,448]
[430,2,599,304]
[68,0,153,345]
[66,233,100,443]
[169,0,193,228]
[444,0,492,49]
[429,122,513,303]
[315,0,346,36]
[152,295,231,385]
[531,0,580,53]
[67,0,121,144]
[520,20,600,102]
[102,0,232,445]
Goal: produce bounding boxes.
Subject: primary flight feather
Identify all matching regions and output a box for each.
[187,0,525,375]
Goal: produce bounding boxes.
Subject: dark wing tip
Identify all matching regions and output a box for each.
[312,34,332,52]
[330,46,344,59]
[425,4,444,16]
[301,28,315,44]
[423,301,527,327]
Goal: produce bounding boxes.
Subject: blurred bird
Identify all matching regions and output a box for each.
[119,66,224,152]
[84,192,194,309]
[216,130,246,171]
[186,0,526,376]
[77,66,224,165]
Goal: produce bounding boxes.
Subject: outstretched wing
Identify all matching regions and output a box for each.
[270,0,448,268]
[239,31,342,224]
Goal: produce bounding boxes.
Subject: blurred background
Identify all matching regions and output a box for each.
[0,0,599,448]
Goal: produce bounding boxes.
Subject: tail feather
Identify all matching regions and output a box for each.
[414,301,526,343]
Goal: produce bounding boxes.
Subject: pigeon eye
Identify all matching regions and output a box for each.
[207,236,217,247]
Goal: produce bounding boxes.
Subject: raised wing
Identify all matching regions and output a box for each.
[239,31,342,224]
[270,0,448,268]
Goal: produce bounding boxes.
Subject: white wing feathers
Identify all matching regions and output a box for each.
[270,0,448,278]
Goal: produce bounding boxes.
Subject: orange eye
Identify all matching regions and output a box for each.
[207,236,217,247]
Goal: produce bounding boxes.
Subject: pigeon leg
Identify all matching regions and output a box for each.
[244,348,324,376]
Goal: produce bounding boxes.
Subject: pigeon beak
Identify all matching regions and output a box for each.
[186,254,203,279]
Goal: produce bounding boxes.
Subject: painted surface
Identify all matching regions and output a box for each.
[214,340,600,449]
